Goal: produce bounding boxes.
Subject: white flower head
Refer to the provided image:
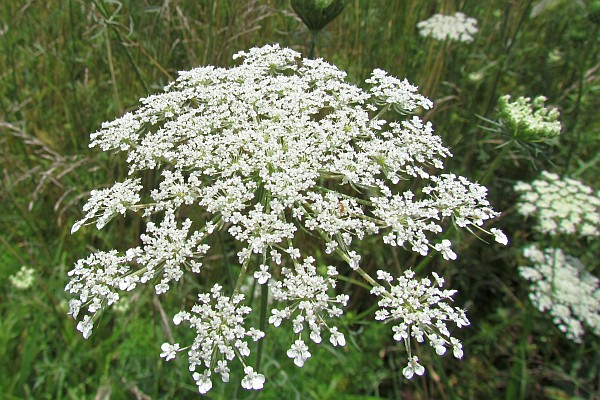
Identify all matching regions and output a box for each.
[76,315,94,339]
[403,356,426,379]
[417,12,479,43]
[160,342,180,361]
[373,269,469,377]
[490,228,508,245]
[515,171,600,237]
[287,339,311,367]
[520,245,600,342]
[269,256,348,353]
[67,43,506,390]
[241,366,265,390]
[254,264,271,285]
[71,178,142,233]
[192,371,213,394]
[9,266,36,290]
[171,284,264,394]
[434,239,457,260]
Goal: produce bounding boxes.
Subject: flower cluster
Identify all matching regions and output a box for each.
[417,12,478,43]
[67,44,505,393]
[65,214,211,339]
[514,171,600,237]
[365,69,433,114]
[9,265,36,290]
[268,256,348,365]
[372,270,468,378]
[71,178,142,233]
[65,249,137,338]
[498,95,561,141]
[520,246,600,342]
[160,284,265,393]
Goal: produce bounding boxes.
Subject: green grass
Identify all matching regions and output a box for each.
[1,0,599,398]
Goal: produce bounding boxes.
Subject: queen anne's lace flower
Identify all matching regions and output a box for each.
[514,171,600,237]
[372,270,469,377]
[9,266,36,290]
[65,249,138,324]
[270,256,348,354]
[67,44,506,392]
[417,12,478,43]
[167,284,265,393]
[71,178,142,233]
[520,246,600,342]
[365,69,433,113]
[287,339,312,367]
[403,356,425,379]
[241,366,265,390]
[160,343,180,361]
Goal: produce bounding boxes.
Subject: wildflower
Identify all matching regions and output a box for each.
[403,356,425,379]
[241,366,265,390]
[67,44,505,390]
[269,257,348,355]
[514,171,600,237]
[192,371,212,394]
[365,69,433,113]
[77,315,94,339]
[490,228,508,245]
[65,249,137,327]
[169,284,265,393]
[373,270,469,377]
[287,339,311,367]
[160,342,180,361]
[498,95,561,141]
[9,266,35,290]
[435,239,457,260]
[520,246,600,342]
[253,264,271,285]
[417,12,478,43]
[71,178,142,233]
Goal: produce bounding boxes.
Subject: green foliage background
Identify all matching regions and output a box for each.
[1,0,599,399]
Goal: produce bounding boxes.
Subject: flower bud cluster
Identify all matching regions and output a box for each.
[417,12,478,43]
[498,95,561,141]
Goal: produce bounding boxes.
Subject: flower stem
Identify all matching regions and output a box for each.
[233,254,253,295]
[479,140,514,185]
[308,29,319,59]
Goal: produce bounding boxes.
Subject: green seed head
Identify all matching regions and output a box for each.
[291,0,346,31]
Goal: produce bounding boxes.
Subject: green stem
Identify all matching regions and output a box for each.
[479,140,515,185]
[484,0,533,116]
[308,29,319,59]
[233,253,253,294]
[255,281,269,371]
[91,0,149,93]
[332,242,383,292]
[373,104,391,121]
